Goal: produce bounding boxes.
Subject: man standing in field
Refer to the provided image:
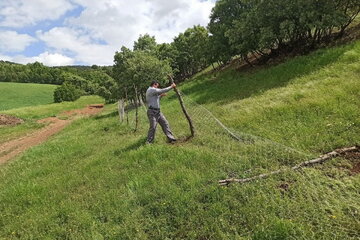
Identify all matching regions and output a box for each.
[146,81,177,144]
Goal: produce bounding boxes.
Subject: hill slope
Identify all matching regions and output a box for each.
[0,82,57,111]
[0,41,359,239]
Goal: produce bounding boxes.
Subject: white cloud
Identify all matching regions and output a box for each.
[0,52,75,66]
[32,52,75,66]
[0,0,216,65]
[68,0,215,46]
[0,30,37,52]
[0,0,75,27]
[37,27,116,66]
[0,54,12,62]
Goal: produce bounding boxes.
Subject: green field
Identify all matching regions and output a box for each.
[0,96,104,144]
[0,41,359,239]
[0,82,57,111]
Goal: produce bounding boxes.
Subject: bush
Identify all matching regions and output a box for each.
[54,84,84,103]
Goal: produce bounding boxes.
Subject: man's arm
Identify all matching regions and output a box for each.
[152,83,176,95]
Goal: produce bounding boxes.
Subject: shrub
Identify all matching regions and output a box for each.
[54,83,84,103]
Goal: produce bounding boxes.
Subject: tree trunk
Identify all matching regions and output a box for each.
[133,85,139,132]
[168,75,195,138]
[125,88,129,125]
[118,99,125,122]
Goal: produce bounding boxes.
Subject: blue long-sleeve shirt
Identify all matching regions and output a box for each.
[146,86,172,109]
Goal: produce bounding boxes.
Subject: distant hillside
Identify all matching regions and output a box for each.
[0,61,113,86]
[0,82,57,111]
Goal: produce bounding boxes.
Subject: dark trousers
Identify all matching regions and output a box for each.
[147,109,175,143]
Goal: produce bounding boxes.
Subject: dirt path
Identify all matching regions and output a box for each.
[0,104,104,165]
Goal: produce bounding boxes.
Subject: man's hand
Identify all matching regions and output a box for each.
[160,93,167,97]
[171,83,177,88]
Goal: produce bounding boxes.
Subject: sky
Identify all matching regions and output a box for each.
[0,0,216,66]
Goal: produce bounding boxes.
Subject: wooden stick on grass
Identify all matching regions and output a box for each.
[219,146,359,186]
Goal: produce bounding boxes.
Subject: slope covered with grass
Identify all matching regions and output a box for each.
[0,96,104,144]
[0,82,57,111]
[0,41,359,239]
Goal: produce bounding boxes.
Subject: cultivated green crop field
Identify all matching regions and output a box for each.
[0,41,359,239]
[0,82,57,111]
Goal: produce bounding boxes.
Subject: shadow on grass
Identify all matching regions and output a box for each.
[182,44,351,105]
[94,111,118,120]
[114,137,146,156]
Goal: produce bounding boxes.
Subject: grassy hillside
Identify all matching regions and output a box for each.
[0,96,104,144]
[0,41,359,239]
[0,82,57,111]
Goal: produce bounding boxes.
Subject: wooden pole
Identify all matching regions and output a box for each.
[168,75,195,138]
[118,99,125,122]
[133,84,139,132]
[125,88,129,125]
[219,146,359,186]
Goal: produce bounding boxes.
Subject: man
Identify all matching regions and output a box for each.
[146,81,177,144]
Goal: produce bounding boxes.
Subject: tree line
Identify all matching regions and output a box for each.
[0,60,115,103]
[0,61,65,85]
[208,0,360,64]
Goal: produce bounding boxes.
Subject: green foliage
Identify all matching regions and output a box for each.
[54,83,84,103]
[0,82,57,111]
[122,51,172,93]
[156,43,179,73]
[0,61,117,104]
[172,25,210,79]
[113,45,172,101]
[0,61,64,85]
[209,0,360,61]
[208,0,246,63]
[54,66,117,103]
[134,34,157,53]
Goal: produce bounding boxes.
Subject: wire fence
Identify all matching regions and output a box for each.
[121,90,360,238]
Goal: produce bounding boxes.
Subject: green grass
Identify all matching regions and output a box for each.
[0,41,359,239]
[0,96,104,144]
[0,82,57,111]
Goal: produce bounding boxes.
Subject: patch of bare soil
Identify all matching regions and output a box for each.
[342,149,360,175]
[0,104,104,165]
[0,114,24,126]
[61,104,104,117]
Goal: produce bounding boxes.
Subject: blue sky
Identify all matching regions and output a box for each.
[0,0,215,66]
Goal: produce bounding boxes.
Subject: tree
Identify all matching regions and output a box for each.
[54,83,84,103]
[211,0,360,64]
[172,25,210,80]
[134,34,157,53]
[113,48,172,127]
[121,51,172,97]
[208,0,248,64]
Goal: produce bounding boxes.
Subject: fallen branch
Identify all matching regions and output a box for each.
[219,146,359,186]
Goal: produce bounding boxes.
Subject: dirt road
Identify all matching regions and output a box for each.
[0,104,104,165]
